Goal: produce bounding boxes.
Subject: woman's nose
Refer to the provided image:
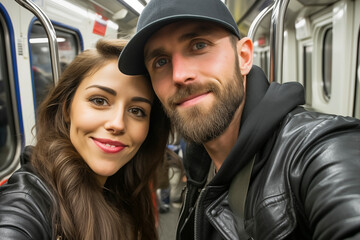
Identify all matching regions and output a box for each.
[104,109,126,134]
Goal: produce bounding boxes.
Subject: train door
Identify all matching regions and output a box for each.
[0,4,23,182]
[295,0,356,117]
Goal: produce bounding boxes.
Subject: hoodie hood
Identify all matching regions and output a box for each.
[184,65,305,186]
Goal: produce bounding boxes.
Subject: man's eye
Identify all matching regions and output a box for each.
[89,97,108,106]
[193,42,207,50]
[155,58,168,68]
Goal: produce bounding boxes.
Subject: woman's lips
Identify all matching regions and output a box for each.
[92,138,126,154]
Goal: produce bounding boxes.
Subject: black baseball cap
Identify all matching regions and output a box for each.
[118,0,240,75]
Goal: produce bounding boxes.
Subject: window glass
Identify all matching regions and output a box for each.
[354,31,360,119]
[29,23,79,108]
[322,28,332,101]
[304,45,313,105]
[0,16,17,178]
[260,51,269,79]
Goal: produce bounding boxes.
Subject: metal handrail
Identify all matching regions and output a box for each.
[15,0,61,85]
[269,0,289,83]
[247,3,274,42]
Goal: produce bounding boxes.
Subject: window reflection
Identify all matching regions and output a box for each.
[322,28,332,101]
[29,23,79,108]
[304,45,313,106]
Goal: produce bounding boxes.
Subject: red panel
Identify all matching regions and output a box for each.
[93,14,108,36]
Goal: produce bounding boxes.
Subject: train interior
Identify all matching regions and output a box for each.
[0,1,359,236]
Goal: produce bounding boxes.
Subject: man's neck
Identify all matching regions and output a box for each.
[203,103,244,171]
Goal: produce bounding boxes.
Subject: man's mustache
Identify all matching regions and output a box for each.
[167,83,217,109]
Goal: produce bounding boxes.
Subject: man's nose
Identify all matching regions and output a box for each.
[172,53,196,86]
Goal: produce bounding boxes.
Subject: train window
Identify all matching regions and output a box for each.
[322,27,332,101]
[29,23,79,108]
[0,15,19,179]
[260,51,269,78]
[253,48,270,79]
[304,45,313,105]
[354,32,360,119]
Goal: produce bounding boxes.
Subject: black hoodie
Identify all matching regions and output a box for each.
[178,65,304,239]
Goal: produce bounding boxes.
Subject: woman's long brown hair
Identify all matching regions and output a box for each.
[31,39,170,239]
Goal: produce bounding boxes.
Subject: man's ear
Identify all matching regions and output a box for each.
[236,37,253,75]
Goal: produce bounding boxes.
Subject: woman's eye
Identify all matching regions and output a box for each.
[129,108,146,118]
[89,97,108,106]
[155,58,168,68]
[193,42,207,50]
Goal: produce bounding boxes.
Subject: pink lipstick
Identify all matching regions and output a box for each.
[92,138,126,153]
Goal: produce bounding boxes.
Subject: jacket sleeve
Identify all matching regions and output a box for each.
[0,173,52,239]
[298,129,360,240]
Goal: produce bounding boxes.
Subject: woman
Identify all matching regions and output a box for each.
[0,39,170,239]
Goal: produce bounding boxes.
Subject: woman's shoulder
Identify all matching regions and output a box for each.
[0,163,53,239]
[0,163,54,211]
[1,145,53,201]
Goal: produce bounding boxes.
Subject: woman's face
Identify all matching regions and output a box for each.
[69,60,153,186]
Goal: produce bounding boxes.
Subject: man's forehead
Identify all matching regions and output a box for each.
[156,20,223,38]
[144,21,226,50]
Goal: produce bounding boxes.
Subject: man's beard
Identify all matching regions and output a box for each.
[164,59,244,143]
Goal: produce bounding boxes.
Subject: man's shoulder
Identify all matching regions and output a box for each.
[277,108,360,176]
[282,108,360,137]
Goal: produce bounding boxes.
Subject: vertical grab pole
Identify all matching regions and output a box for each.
[247,3,274,42]
[15,0,61,85]
[269,0,289,83]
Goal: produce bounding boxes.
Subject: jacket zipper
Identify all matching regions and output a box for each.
[176,186,188,240]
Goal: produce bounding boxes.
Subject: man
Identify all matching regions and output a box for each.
[118,0,360,239]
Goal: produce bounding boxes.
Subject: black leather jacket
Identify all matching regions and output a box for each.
[177,66,360,240]
[0,148,54,239]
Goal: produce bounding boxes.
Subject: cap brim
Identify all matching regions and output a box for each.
[118,15,240,75]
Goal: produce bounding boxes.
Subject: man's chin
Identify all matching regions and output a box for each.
[175,104,213,118]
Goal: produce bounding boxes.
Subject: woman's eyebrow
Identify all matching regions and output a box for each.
[131,96,152,105]
[86,85,116,96]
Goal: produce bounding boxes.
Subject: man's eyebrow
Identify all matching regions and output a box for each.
[86,85,116,96]
[144,48,167,65]
[178,25,213,42]
[131,96,152,105]
[178,25,214,42]
[144,25,215,64]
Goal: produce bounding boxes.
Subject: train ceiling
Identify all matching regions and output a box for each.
[61,0,341,39]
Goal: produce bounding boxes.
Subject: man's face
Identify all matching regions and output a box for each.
[144,21,245,143]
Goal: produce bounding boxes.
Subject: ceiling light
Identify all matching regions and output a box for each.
[121,0,145,15]
[29,37,66,44]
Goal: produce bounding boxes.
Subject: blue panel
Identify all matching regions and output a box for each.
[0,3,25,147]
